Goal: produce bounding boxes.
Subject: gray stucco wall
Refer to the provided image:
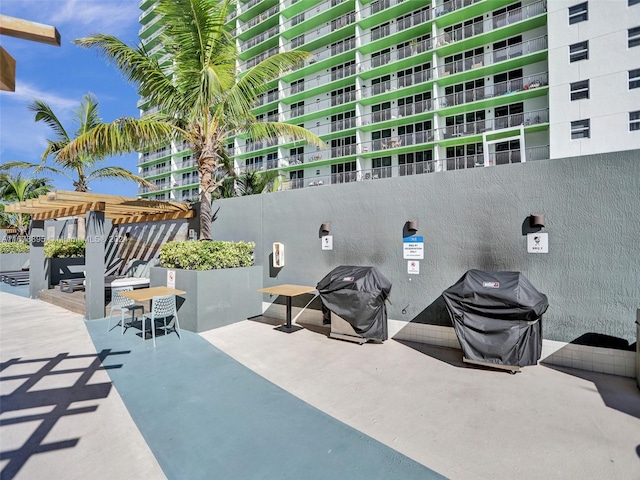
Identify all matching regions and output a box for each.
[209,151,640,347]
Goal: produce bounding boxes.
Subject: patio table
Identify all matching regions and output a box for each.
[258,284,316,333]
[120,286,186,330]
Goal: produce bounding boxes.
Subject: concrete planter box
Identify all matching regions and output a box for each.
[0,253,30,272]
[150,266,263,333]
[47,257,85,288]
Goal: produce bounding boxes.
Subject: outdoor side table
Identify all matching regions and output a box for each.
[258,284,316,333]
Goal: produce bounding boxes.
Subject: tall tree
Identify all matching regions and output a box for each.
[62,0,323,240]
[1,93,154,192]
[0,173,53,235]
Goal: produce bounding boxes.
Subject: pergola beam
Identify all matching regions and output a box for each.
[5,190,193,226]
[111,210,196,225]
[0,46,16,92]
[0,15,60,93]
[0,15,61,46]
[31,202,105,221]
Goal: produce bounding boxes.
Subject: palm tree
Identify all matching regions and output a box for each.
[62,0,323,240]
[0,173,53,235]
[0,93,154,193]
[218,170,283,199]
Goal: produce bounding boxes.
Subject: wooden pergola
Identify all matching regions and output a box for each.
[4,190,195,224]
[6,191,196,320]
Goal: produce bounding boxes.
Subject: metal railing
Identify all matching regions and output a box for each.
[437,108,549,140]
[436,72,548,108]
[438,36,548,78]
[278,145,550,190]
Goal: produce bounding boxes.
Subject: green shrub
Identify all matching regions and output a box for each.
[0,242,29,254]
[159,240,255,270]
[43,239,86,258]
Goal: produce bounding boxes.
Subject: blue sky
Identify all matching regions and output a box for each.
[0,0,143,197]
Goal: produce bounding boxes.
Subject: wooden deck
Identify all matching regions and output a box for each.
[38,286,115,317]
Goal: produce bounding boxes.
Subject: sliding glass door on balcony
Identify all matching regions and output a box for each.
[331,161,357,184]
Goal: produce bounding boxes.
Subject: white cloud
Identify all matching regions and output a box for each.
[0,83,80,161]
[8,82,79,113]
[0,1,140,40]
[50,0,140,38]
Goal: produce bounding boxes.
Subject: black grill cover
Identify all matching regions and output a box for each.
[442,270,549,367]
[317,266,392,341]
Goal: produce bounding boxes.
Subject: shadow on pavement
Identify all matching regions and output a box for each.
[0,349,128,479]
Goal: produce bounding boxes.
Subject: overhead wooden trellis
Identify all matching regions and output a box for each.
[4,190,195,225]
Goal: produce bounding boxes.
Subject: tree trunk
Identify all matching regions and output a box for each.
[199,190,213,240]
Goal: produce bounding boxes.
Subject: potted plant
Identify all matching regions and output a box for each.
[0,240,30,273]
[44,239,86,288]
[150,240,263,332]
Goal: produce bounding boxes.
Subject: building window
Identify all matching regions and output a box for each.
[629,27,640,47]
[570,80,589,100]
[631,0,640,6]
[371,22,390,41]
[372,157,392,179]
[290,170,304,189]
[571,119,590,139]
[630,69,640,89]
[568,2,588,24]
[291,34,304,49]
[331,161,357,184]
[291,79,304,94]
[291,101,304,117]
[398,150,433,175]
[630,111,640,131]
[569,41,589,62]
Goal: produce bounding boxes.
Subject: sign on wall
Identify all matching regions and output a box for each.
[322,235,333,250]
[527,233,549,254]
[167,269,176,289]
[403,235,424,259]
[407,260,420,274]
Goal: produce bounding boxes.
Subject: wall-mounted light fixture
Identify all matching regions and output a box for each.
[320,222,331,234]
[407,219,419,233]
[529,213,545,228]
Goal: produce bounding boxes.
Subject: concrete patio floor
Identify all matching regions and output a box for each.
[1,287,639,479]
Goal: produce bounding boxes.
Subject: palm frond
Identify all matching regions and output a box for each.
[243,122,325,150]
[86,166,156,189]
[29,99,70,144]
[56,116,178,161]
[76,93,102,136]
[74,34,177,110]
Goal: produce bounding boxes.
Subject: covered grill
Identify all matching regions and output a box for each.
[317,266,392,344]
[442,269,549,373]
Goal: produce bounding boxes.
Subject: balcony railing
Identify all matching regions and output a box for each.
[434,1,545,49]
[139,148,170,163]
[139,2,159,22]
[435,0,483,18]
[242,46,280,71]
[278,145,550,190]
[141,164,171,177]
[436,72,549,108]
[241,26,279,50]
[437,108,549,140]
[438,36,548,78]
[238,5,279,33]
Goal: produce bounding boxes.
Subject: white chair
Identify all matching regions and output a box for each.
[142,294,181,347]
[108,286,144,335]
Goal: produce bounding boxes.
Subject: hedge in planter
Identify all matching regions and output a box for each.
[0,242,29,254]
[44,239,86,258]
[159,240,255,270]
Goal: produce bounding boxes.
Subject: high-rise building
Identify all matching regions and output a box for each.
[136,0,640,200]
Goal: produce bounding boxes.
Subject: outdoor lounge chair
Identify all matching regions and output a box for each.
[63,258,125,293]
